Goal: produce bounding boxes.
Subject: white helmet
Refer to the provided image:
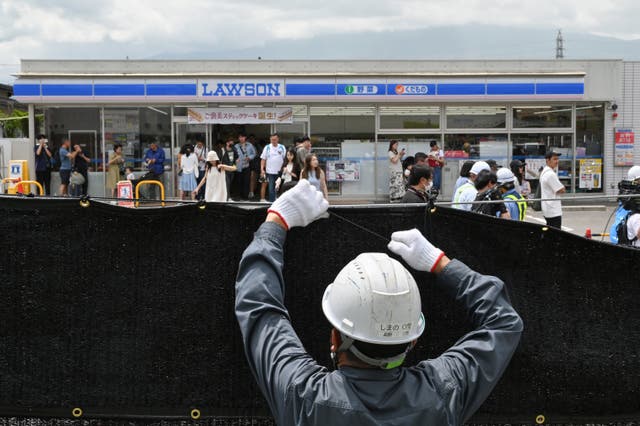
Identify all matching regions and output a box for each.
[322,253,425,368]
[628,166,640,181]
[496,167,516,185]
[469,161,490,176]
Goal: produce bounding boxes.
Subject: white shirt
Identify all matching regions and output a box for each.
[453,180,477,211]
[194,145,206,170]
[540,166,564,218]
[261,144,286,175]
[627,213,640,247]
[282,163,295,183]
[388,151,403,173]
[180,153,199,176]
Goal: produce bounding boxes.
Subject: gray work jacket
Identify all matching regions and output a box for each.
[235,222,523,426]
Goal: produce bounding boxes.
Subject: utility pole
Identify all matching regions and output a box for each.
[556,29,564,59]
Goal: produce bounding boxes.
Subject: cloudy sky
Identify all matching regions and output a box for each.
[2,0,640,83]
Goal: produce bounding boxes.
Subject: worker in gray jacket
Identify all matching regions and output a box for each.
[235,179,523,426]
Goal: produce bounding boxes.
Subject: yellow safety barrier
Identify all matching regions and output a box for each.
[1,178,43,196]
[1,177,19,194]
[134,180,165,207]
[13,180,44,196]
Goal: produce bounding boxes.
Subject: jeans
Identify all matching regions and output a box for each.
[267,173,280,202]
[432,167,442,191]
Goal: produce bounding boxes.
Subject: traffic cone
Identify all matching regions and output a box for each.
[585,228,592,239]
[15,178,23,194]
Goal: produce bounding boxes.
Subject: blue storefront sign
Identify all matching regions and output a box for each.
[12,77,585,103]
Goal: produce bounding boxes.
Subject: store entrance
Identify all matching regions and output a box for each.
[173,122,273,197]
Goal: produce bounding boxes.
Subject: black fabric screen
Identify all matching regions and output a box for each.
[0,197,638,425]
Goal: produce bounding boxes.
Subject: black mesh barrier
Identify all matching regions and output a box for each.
[0,196,638,425]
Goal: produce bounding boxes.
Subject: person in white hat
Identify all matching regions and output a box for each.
[235,181,523,425]
[193,150,237,202]
[452,160,490,211]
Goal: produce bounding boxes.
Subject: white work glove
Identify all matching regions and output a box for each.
[387,228,444,273]
[268,179,329,230]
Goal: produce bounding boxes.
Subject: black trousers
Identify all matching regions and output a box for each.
[238,168,251,199]
[545,215,562,229]
[35,170,52,195]
[226,172,234,200]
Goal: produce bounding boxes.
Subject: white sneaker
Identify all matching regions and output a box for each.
[260,198,267,202]
[248,192,254,199]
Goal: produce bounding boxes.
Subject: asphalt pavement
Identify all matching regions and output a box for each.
[524,203,618,239]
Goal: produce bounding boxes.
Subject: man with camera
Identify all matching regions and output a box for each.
[471,169,510,219]
[34,134,53,195]
[58,138,79,196]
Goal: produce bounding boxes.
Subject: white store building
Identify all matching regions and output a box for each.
[11,59,640,200]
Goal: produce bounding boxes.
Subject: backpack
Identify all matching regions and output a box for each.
[530,183,541,211]
[531,169,547,212]
[616,212,638,246]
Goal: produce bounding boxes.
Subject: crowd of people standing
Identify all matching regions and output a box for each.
[174,132,328,204]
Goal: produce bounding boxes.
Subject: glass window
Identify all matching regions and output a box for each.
[375,136,443,197]
[105,107,171,171]
[445,106,506,129]
[46,107,101,170]
[442,134,508,200]
[511,133,573,193]
[310,106,375,195]
[575,103,604,193]
[379,106,440,130]
[310,106,375,144]
[513,105,572,128]
[444,133,509,162]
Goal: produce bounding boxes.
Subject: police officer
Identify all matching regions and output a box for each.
[497,168,527,221]
[235,179,523,425]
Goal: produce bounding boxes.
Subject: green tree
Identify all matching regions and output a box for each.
[0,109,29,138]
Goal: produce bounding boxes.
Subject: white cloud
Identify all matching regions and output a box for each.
[0,0,639,74]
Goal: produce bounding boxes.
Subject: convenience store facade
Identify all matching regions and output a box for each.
[13,59,633,200]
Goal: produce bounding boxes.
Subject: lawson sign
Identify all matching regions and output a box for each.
[199,79,285,98]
